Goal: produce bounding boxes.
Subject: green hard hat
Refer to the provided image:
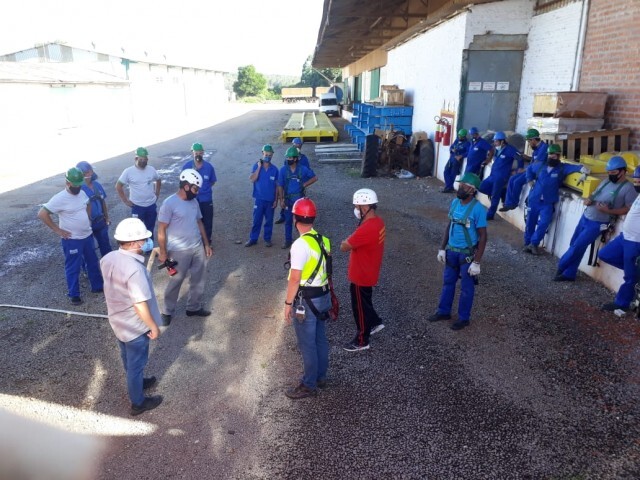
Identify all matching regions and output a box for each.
[191,142,204,152]
[458,172,481,189]
[526,128,540,139]
[458,129,468,137]
[286,146,300,158]
[548,143,561,154]
[66,167,84,186]
[263,144,274,153]
[135,147,148,157]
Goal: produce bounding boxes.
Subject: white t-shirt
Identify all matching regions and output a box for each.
[43,189,92,239]
[622,194,640,242]
[158,194,203,251]
[118,165,160,207]
[289,234,325,287]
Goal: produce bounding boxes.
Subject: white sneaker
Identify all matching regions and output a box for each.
[370,324,385,335]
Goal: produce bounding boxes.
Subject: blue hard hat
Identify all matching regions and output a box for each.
[75,161,93,173]
[469,127,479,135]
[633,166,640,178]
[494,131,506,141]
[606,155,627,171]
[292,138,303,146]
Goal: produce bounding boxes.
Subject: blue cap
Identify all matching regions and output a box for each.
[75,161,93,173]
[633,166,640,178]
[494,131,506,141]
[469,127,479,135]
[292,138,303,146]
[606,155,627,171]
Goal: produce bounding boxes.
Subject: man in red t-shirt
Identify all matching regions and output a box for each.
[340,188,386,351]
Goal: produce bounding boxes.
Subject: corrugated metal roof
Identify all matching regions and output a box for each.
[0,62,129,85]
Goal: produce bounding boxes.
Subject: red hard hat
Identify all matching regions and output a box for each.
[292,198,317,218]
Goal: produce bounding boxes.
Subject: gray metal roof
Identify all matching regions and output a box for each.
[0,62,129,85]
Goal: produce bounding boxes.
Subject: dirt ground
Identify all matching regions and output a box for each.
[1,108,640,479]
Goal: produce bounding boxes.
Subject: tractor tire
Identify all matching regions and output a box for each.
[361,135,379,178]
[417,139,435,177]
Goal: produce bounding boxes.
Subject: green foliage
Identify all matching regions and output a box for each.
[300,55,342,87]
[233,65,267,97]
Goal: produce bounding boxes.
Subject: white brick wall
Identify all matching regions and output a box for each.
[464,0,534,44]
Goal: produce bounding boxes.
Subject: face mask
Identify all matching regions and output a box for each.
[547,157,560,167]
[195,154,203,163]
[263,156,272,163]
[287,159,296,166]
[68,186,82,195]
[608,173,620,184]
[185,187,198,200]
[456,189,471,200]
[353,207,361,220]
[140,238,154,253]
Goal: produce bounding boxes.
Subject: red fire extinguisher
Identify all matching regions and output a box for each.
[442,120,452,146]
[434,116,442,143]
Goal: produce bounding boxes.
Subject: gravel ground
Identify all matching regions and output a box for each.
[1,110,639,479]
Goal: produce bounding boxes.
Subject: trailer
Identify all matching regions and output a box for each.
[281,87,314,103]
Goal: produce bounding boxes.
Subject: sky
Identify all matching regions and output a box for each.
[0,0,325,76]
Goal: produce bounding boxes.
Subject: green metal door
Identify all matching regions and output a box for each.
[370,68,380,100]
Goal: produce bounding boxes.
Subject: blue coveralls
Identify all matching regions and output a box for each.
[443,137,471,190]
[278,154,310,222]
[524,162,581,247]
[598,232,640,309]
[479,144,522,219]
[81,181,112,256]
[277,164,315,244]
[182,160,217,242]
[437,198,487,322]
[504,142,548,209]
[465,137,492,175]
[249,161,279,243]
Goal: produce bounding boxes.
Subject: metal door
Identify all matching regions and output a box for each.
[459,50,524,132]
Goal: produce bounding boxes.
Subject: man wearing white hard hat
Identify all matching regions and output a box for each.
[340,188,386,351]
[100,218,163,416]
[157,169,213,325]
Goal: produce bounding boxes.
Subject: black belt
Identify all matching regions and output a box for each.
[298,284,329,298]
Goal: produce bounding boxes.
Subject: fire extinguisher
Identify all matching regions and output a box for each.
[442,120,452,146]
[434,116,442,143]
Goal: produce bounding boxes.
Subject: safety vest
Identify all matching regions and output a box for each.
[298,230,331,286]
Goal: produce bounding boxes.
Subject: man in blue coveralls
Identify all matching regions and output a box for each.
[500,128,548,212]
[245,144,279,247]
[442,129,470,193]
[464,127,493,176]
[479,131,523,220]
[277,147,317,249]
[555,156,637,282]
[76,161,112,257]
[182,142,217,244]
[522,144,587,255]
[276,138,310,224]
[428,172,487,331]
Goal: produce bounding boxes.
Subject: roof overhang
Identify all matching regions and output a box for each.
[313,0,497,69]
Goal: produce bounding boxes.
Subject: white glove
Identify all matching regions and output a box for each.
[580,166,591,175]
[468,262,481,276]
[437,249,446,264]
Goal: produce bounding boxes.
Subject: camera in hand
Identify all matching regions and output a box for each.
[158,258,178,276]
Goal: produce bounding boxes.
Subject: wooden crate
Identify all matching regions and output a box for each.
[533,92,608,118]
[542,129,631,161]
[383,89,405,105]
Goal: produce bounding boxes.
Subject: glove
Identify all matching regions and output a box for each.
[468,262,481,276]
[580,166,591,175]
[437,249,446,264]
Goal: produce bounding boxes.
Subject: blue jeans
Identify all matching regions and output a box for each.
[199,201,214,242]
[557,215,605,280]
[118,332,150,406]
[479,175,508,218]
[249,199,275,242]
[131,204,157,239]
[61,236,103,298]
[437,250,475,322]
[444,157,462,190]
[525,199,554,246]
[293,293,331,389]
[598,233,640,308]
[504,172,527,208]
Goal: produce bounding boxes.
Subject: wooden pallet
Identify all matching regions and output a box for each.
[542,129,630,161]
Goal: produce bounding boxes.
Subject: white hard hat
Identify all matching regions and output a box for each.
[353,188,378,205]
[114,218,152,242]
[180,168,203,187]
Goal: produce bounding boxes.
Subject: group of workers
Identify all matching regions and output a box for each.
[433,126,640,331]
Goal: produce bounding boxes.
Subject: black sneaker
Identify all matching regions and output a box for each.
[601,302,626,312]
[143,376,157,389]
[427,312,451,322]
[244,240,257,247]
[70,296,82,306]
[130,395,163,416]
[274,218,285,224]
[160,314,172,326]
[522,244,532,253]
[343,342,370,352]
[530,245,540,255]
[450,320,470,331]
[186,308,211,317]
[285,383,317,399]
[552,274,573,282]
[499,205,516,212]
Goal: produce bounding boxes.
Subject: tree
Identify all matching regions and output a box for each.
[233,65,267,97]
[300,56,342,87]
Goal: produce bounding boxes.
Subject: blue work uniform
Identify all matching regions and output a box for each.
[182,160,217,242]
[465,137,492,175]
[249,161,279,243]
[81,181,112,256]
[479,143,522,219]
[437,198,487,322]
[278,154,311,222]
[277,164,315,244]
[443,137,471,190]
[524,162,582,247]
[504,142,548,209]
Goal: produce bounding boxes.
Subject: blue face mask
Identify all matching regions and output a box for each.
[263,156,272,163]
[140,238,154,253]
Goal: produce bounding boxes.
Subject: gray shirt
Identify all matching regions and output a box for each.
[100,249,161,343]
[158,194,203,251]
[584,180,637,223]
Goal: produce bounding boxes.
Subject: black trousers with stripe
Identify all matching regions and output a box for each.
[350,283,382,346]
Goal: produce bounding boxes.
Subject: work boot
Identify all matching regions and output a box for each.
[274,218,285,225]
[427,312,451,322]
[601,302,626,312]
[530,245,540,255]
[244,240,257,247]
[281,242,292,249]
[285,383,318,399]
[450,320,470,331]
[499,205,516,212]
[522,244,532,253]
[130,395,163,416]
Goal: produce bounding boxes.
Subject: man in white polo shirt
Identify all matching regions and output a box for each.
[101,218,162,416]
[116,147,162,239]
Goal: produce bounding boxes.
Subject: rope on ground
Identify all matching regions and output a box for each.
[0,304,108,319]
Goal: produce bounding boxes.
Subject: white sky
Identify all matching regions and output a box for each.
[0,0,325,76]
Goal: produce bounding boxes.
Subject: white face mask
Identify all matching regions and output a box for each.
[354,207,361,220]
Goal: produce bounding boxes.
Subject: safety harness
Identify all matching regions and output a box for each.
[447,198,478,255]
[284,167,305,201]
[296,233,332,320]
